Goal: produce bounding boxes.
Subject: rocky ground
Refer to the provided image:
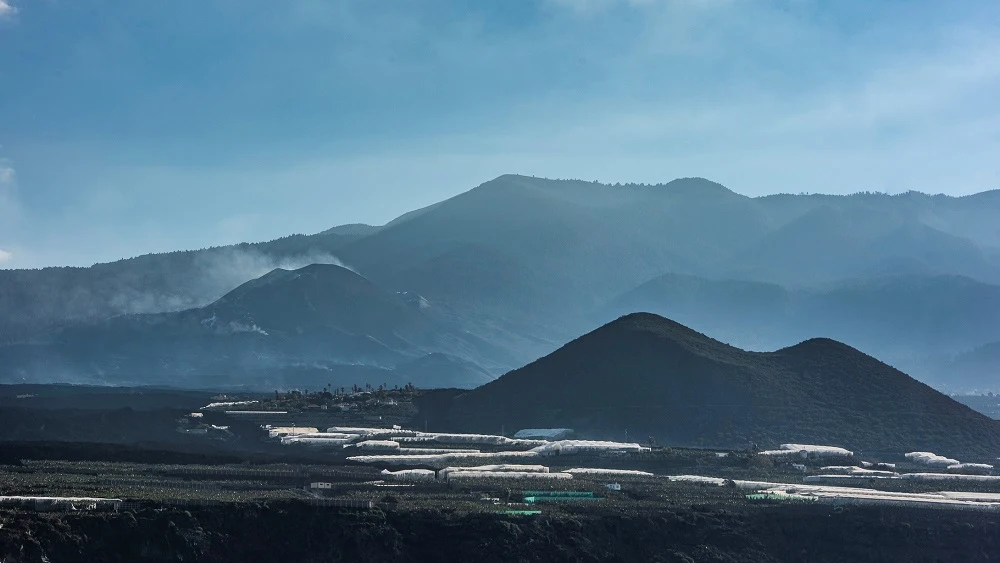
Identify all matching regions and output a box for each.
[2,502,1000,563]
[3,384,1000,563]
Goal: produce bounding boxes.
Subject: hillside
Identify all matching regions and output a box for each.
[0,232,368,343]
[336,176,766,313]
[0,265,512,389]
[722,205,997,285]
[442,313,1000,456]
[203,264,428,339]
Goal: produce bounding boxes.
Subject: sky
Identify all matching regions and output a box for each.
[1,0,999,269]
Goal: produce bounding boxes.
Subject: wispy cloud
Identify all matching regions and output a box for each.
[0,160,19,216]
[544,0,724,15]
[543,0,638,13]
[1,0,999,267]
[0,159,23,267]
[543,30,1000,149]
[0,163,14,185]
[0,0,17,19]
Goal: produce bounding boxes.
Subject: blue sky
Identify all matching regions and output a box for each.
[1,0,998,268]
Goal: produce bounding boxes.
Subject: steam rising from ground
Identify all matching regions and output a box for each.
[107,248,355,315]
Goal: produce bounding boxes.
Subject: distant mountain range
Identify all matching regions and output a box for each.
[438,314,1000,456]
[1,175,998,390]
[942,342,1000,389]
[599,272,1000,385]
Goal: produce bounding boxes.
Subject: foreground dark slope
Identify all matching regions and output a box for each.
[445,313,1000,456]
[6,503,1000,563]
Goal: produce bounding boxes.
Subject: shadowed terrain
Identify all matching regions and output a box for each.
[442,313,1000,455]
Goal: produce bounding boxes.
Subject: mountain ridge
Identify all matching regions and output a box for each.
[2,174,999,390]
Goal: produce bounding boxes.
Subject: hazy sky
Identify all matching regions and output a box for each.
[1,0,999,268]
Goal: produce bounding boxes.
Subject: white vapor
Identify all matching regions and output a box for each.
[0,0,16,19]
[106,248,356,315]
[0,160,23,267]
[0,162,16,208]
